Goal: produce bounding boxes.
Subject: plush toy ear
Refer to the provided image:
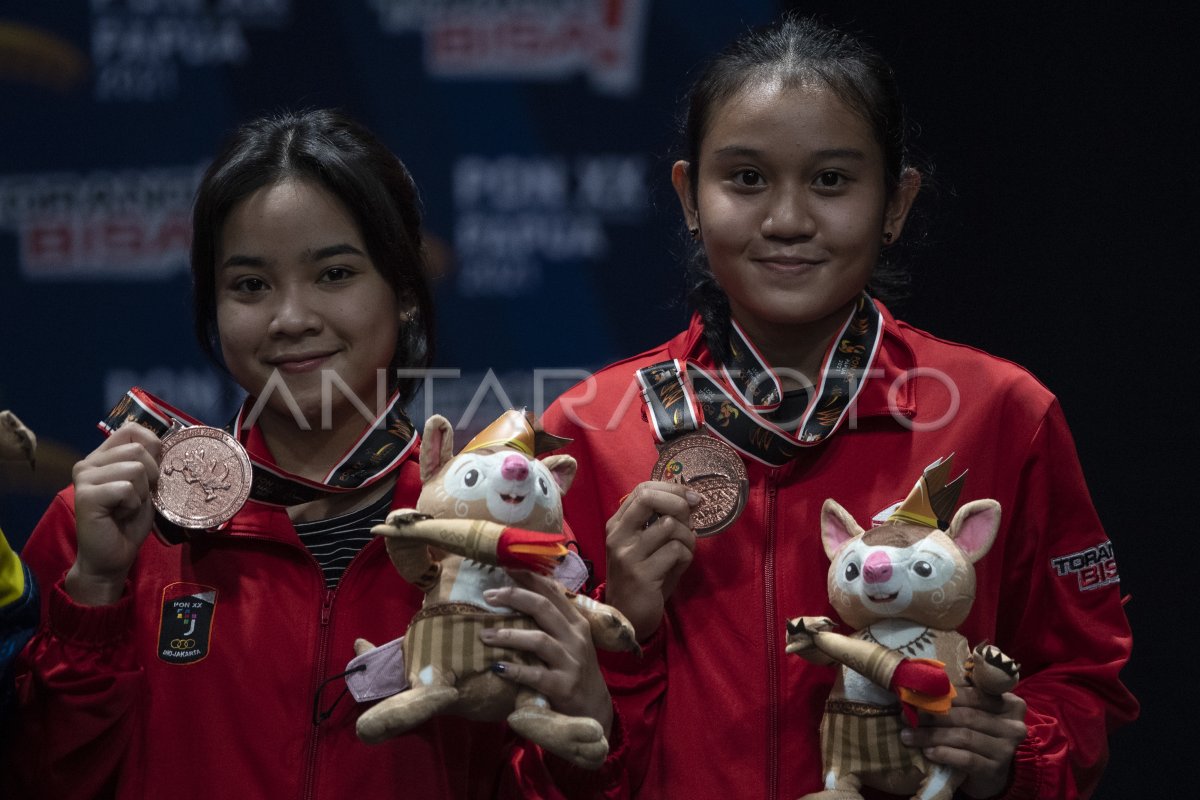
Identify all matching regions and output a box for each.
[945,499,1002,563]
[540,454,577,495]
[419,415,456,484]
[820,498,864,561]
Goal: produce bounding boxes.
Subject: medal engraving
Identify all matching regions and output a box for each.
[154,426,253,529]
[651,432,748,536]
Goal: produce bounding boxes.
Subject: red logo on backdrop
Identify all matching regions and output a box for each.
[21,212,191,278]
[1050,541,1120,591]
[372,0,649,95]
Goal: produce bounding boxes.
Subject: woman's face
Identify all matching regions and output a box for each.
[215,178,401,430]
[674,79,916,350]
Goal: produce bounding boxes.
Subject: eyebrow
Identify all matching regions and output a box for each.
[219,243,367,271]
[711,145,868,161]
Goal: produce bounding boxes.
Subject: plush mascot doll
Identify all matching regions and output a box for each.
[352,410,639,769]
[784,455,1020,800]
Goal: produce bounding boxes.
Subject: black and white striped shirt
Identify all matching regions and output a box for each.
[293,494,393,588]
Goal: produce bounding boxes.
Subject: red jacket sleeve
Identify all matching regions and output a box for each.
[991,401,1138,798]
[499,704,630,799]
[3,490,144,800]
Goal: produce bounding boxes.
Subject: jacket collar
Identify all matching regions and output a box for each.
[214,423,418,542]
[666,299,918,427]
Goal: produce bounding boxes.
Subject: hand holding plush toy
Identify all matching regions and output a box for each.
[353,411,639,769]
[784,455,1020,800]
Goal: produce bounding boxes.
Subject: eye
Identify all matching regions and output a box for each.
[538,477,550,495]
[319,266,355,283]
[844,562,860,581]
[463,469,480,487]
[233,276,267,293]
[733,169,765,188]
[912,560,933,578]
[814,171,846,189]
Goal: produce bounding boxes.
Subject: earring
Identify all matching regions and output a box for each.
[689,226,700,240]
[883,231,894,244]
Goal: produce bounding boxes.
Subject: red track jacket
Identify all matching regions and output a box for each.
[4,422,628,800]
[543,303,1137,800]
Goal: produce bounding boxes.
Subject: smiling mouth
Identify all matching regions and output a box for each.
[868,592,899,603]
[499,493,526,505]
[267,353,337,374]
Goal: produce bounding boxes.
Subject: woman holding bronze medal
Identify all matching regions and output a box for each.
[543,15,1137,800]
[5,110,627,799]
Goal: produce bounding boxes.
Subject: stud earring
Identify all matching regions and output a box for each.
[689,226,700,240]
[883,231,894,244]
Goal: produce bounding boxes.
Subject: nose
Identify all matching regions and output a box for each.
[501,454,529,482]
[761,185,816,240]
[863,551,892,584]
[268,285,322,338]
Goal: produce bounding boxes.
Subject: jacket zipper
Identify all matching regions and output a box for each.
[300,535,382,800]
[765,472,780,800]
[303,586,337,800]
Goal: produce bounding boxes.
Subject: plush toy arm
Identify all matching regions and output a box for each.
[0,409,37,466]
[786,619,917,695]
[373,512,568,574]
[965,642,1021,696]
[784,616,839,665]
[375,510,442,590]
[569,592,641,656]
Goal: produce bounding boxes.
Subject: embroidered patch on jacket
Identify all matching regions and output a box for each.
[158,582,217,664]
[1050,541,1120,591]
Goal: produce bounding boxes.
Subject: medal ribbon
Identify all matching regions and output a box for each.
[637,293,884,467]
[101,387,417,539]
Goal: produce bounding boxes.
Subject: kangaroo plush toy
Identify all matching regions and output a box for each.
[353,410,639,769]
[785,455,1020,800]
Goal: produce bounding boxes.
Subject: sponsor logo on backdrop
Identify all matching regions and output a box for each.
[0,165,204,279]
[370,0,649,95]
[452,153,647,296]
[90,0,291,102]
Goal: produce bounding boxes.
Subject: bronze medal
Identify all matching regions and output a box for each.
[154,426,253,529]
[650,432,748,536]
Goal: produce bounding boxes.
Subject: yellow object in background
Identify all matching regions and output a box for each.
[0,528,24,607]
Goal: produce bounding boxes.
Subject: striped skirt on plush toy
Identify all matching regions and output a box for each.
[404,602,539,683]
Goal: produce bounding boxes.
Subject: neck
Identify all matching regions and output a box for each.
[255,408,368,483]
[731,304,854,391]
[254,407,400,523]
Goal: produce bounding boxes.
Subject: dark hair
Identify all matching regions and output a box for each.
[678,14,913,361]
[190,108,435,404]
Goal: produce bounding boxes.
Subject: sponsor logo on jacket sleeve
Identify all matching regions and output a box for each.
[1050,541,1120,591]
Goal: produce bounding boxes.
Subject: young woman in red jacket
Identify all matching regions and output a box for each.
[544,15,1137,800]
[6,109,627,800]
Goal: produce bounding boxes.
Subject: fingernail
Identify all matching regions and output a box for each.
[490,662,506,674]
[483,589,501,602]
[685,490,702,506]
[899,730,914,746]
[479,628,496,642]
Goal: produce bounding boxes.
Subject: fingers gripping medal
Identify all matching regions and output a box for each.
[651,433,748,536]
[153,426,253,529]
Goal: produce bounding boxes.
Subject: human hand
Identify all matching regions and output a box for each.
[900,685,1028,798]
[67,422,162,605]
[603,481,699,640]
[481,571,615,736]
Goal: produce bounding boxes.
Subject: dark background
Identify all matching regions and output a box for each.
[1,1,1191,794]
[780,3,1193,797]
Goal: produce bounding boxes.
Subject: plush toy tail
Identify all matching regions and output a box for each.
[496,528,568,574]
[891,658,956,727]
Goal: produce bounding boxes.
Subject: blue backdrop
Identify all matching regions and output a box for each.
[0,0,776,539]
